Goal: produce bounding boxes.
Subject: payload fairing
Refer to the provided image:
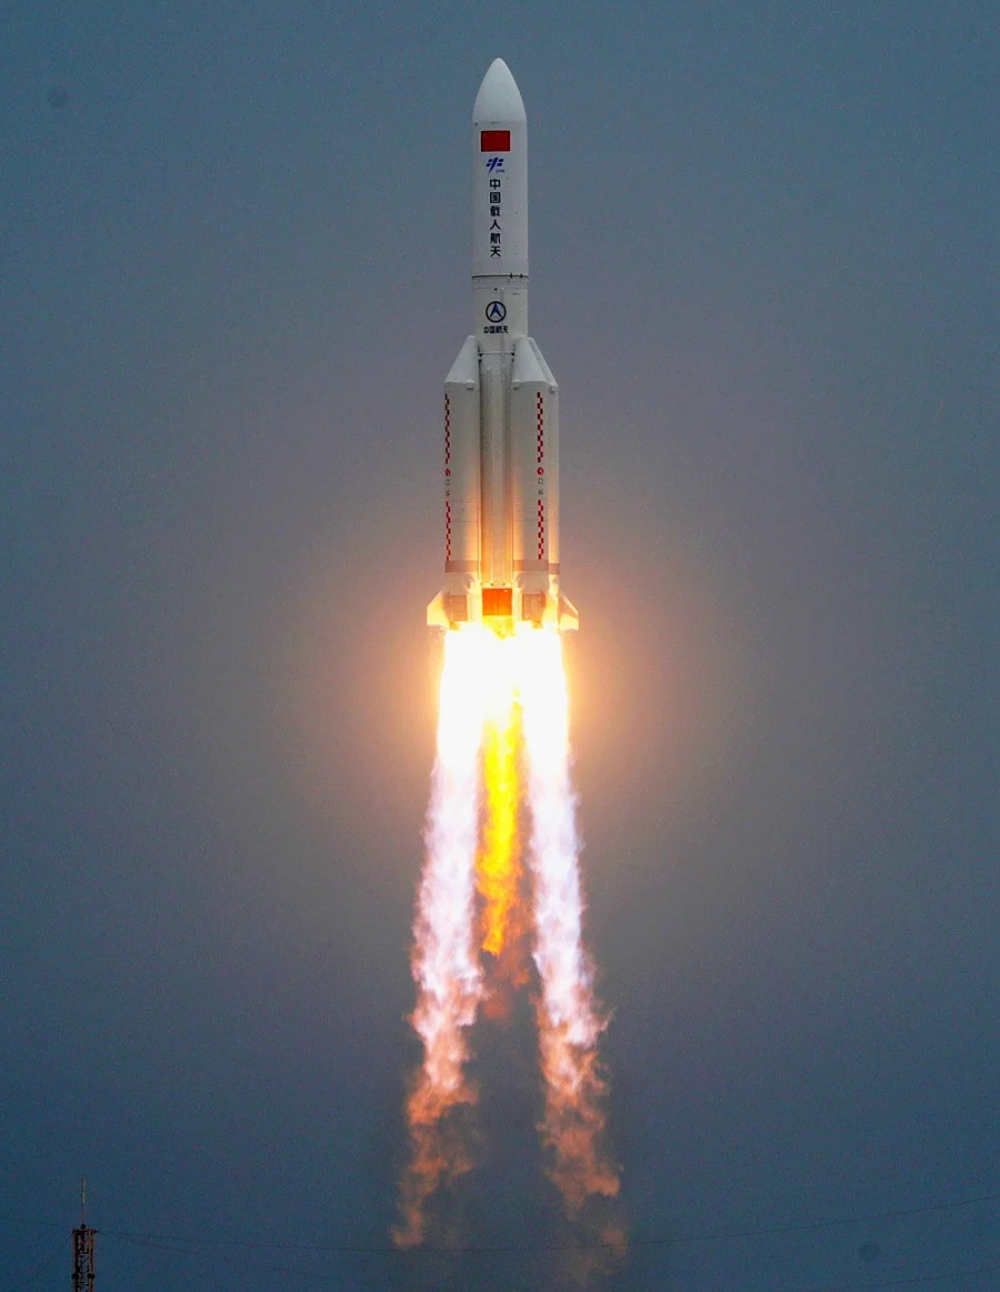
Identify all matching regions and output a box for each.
[428,59,578,632]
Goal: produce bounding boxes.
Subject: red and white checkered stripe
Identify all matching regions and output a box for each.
[536,392,546,561]
[444,393,452,562]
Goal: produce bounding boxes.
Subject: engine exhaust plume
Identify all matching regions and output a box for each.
[394,628,488,1248]
[477,651,522,962]
[397,626,621,1249]
[519,628,621,1215]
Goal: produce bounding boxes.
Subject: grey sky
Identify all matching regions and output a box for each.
[1,2,996,1288]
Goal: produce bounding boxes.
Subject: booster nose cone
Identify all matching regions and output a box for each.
[473,57,526,124]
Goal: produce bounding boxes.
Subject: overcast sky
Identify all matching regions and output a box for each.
[1,3,996,1289]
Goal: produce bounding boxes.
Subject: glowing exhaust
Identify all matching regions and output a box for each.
[396,624,619,1246]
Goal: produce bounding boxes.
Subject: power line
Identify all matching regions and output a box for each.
[97,1235,1000,1292]
[2,1199,994,1292]
[1,1187,996,1259]
[6,1243,64,1292]
[801,1262,999,1291]
[97,1232,1000,1292]
[92,1188,999,1256]
[630,1190,1000,1251]
[103,1233,388,1291]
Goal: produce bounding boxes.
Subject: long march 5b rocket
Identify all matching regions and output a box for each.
[428,59,578,632]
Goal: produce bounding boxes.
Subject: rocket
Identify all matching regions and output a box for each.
[427,59,578,632]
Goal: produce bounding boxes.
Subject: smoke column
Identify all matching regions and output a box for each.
[395,629,487,1247]
[520,629,620,1214]
[397,625,619,1248]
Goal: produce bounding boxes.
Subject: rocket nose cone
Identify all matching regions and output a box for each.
[473,57,526,124]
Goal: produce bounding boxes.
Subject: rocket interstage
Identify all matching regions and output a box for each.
[398,60,619,1256]
[427,57,579,633]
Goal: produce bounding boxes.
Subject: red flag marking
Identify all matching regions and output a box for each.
[481,130,511,151]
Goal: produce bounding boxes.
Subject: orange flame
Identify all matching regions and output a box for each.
[396,624,622,1250]
[477,699,521,957]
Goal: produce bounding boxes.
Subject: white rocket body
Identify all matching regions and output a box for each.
[428,59,578,632]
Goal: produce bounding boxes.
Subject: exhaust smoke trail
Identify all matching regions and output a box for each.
[520,629,620,1216]
[397,625,621,1250]
[394,629,488,1249]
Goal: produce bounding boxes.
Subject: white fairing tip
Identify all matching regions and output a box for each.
[473,58,526,124]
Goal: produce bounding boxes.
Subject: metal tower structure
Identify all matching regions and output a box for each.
[72,1179,95,1292]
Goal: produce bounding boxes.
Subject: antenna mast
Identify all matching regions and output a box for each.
[72,1178,95,1292]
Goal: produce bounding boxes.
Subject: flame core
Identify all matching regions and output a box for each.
[477,662,521,960]
[397,623,620,1246]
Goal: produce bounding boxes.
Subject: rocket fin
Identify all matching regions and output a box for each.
[557,594,579,632]
[445,334,481,386]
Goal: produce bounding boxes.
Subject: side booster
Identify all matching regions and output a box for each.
[427,58,578,633]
